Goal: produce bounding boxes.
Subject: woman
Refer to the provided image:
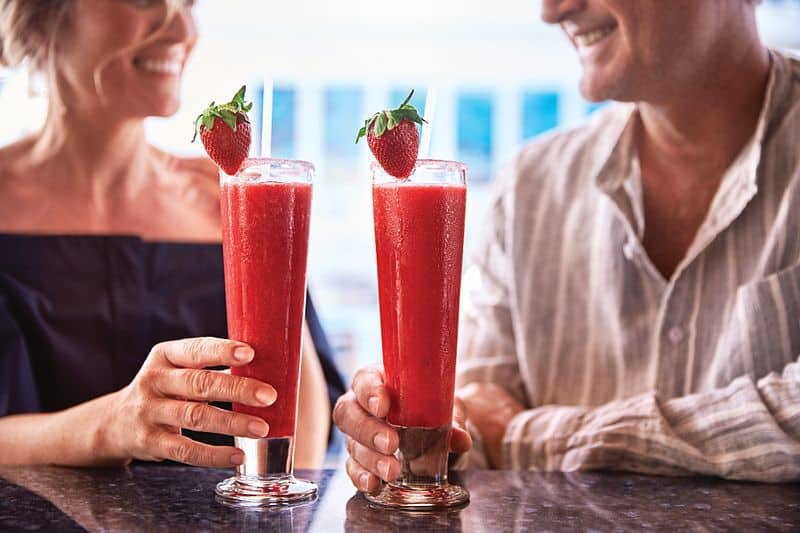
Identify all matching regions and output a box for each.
[0,0,345,468]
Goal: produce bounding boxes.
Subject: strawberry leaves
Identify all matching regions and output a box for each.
[355,89,426,144]
[192,85,253,142]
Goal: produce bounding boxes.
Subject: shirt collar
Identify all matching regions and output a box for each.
[591,49,784,201]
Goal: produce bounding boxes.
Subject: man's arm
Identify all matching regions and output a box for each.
[454,157,800,481]
[499,358,800,482]
[455,169,529,469]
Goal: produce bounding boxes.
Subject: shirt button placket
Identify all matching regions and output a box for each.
[657,280,690,396]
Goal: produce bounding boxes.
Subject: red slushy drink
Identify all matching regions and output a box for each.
[220,168,312,438]
[373,181,466,428]
[368,159,470,509]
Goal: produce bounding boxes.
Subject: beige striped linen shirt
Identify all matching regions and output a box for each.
[456,50,800,482]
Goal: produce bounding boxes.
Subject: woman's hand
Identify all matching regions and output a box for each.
[98,337,277,467]
[333,365,472,493]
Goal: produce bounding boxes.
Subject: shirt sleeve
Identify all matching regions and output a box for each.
[502,358,800,482]
[456,166,526,400]
[0,292,39,416]
[454,163,528,469]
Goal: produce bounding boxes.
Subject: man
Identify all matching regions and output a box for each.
[334,0,800,491]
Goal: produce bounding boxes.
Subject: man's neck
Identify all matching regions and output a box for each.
[637,36,770,180]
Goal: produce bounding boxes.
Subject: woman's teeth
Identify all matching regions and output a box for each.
[138,59,182,75]
[575,26,616,47]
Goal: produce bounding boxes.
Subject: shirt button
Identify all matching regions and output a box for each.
[623,242,635,260]
[668,326,684,344]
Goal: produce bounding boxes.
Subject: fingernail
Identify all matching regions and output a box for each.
[233,347,254,362]
[256,387,276,406]
[368,396,380,416]
[377,459,391,481]
[373,433,390,454]
[230,452,244,465]
[248,420,269,437]
[359,472,370,491]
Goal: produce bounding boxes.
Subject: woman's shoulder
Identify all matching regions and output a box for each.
[0,136,36,180]
[151,148,220,204]
[153,148,218,184]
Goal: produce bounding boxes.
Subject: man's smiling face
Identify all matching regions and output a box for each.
[540,0,745,103]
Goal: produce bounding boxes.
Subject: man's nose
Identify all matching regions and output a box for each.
[540,0,586,24]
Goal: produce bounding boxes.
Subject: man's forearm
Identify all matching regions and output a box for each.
[501,356,800,482]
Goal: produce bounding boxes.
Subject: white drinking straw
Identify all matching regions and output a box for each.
[260,78,274,158]
[419,86,438,159]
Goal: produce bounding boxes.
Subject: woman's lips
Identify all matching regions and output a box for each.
[134,57,183,75]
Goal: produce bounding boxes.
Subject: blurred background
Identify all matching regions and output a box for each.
[1,0,798,388]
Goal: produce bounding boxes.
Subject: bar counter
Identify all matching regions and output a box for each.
[1,464,798,531]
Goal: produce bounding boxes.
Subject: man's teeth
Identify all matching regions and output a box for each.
[138,59,181,75]
[575,26,616,47]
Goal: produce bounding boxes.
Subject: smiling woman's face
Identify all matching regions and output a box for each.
[55,0,198,118]
[540,0,751,103]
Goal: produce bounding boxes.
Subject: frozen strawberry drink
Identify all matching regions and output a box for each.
[368,159,470,509]
[214,158,317,507]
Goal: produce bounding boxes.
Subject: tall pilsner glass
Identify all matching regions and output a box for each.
[215,158,317,506]
[368,159,470,509]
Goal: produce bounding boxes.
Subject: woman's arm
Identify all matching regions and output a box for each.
[0,392,123,466]
[294,323,331,468]
[0,338,277,467]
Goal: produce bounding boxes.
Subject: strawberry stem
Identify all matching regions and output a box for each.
[355,89,426,144]
[192,86,253,142]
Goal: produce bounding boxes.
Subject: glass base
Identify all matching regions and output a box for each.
[215,474,317,507]
[214,436,317,507]
[364,482,469,510]
[363,424,469,510]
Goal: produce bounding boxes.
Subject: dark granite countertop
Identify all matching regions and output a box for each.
[1,464,798,532]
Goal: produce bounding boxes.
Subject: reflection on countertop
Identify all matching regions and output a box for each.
[1,465,799,532]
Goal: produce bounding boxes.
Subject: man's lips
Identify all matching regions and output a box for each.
[568,22,619,48]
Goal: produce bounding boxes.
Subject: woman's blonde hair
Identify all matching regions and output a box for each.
[0,0,184,108]
[0,0,72,71]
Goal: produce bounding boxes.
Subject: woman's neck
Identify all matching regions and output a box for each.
[28,106,155,200]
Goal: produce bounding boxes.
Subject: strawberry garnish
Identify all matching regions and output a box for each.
[192,85,253,175]
[355,90,426,179]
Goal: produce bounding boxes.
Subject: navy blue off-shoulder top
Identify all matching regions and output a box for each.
[0,234,345,444]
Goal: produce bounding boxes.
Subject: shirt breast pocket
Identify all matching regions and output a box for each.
[706,262,800,389]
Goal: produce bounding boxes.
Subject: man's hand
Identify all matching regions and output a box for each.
[334,365,473,493]
[457,382,524,468]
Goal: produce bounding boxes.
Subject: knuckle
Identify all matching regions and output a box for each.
[134,368,160,392]
[346,458,359,481]
[352,419,378,446]
[171,442,195,464]
[345,436,354,456]
[353,419,374,446]
[130,399,149,422]
[223,413,238,435]
[182,402,204,428]
[352,367,378,390]
[148,342,167,360]
[183,338,206,366]
[332,393,355,427]
[134,429,154,453]
[227,376,247,400]
[188,370,214,398]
